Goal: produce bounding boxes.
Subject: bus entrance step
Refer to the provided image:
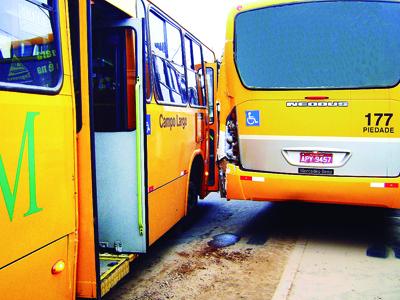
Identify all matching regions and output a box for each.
[100,253,137,296]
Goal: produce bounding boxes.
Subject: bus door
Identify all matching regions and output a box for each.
[92,17,147,255]
[205,62,219,192]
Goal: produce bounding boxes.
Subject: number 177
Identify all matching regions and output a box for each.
[365,113,393,126]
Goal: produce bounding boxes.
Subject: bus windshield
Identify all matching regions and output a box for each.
[234,1,400,89]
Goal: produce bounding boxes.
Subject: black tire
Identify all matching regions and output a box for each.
[218,168,227,198]
[187,180,199,213]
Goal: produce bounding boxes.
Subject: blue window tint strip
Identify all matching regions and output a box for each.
[235,1,400,89]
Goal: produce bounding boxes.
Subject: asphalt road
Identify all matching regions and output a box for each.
[104,193,400,300]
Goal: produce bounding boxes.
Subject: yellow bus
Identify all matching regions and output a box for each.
[218,0,400,209]
[0,0,218,299]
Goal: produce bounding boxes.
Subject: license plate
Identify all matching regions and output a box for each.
[300,152,333,164]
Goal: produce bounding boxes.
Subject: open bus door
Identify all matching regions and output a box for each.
[204,62,219,193]
[92,19,147,299]
[75,1,147,298]
[92,17,146,254]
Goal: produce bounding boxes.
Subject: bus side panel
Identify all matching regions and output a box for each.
[0,92,77,276]
[0,235,75,300]
[148,176,187,245]
[146,103,198,245]
[146,104,196,189]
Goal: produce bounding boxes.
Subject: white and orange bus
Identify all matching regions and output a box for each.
[0,0,218,299]
[218,0,400,209]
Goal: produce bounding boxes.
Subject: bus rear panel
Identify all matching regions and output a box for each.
[219,0,400,208]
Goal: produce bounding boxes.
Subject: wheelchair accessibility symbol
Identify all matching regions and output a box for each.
[245,110,260,126]
[146,114,151,135]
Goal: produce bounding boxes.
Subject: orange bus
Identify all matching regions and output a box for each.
[218,0,400,209]
[0,0,218,299]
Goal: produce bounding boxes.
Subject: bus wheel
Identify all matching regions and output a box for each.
[187,180,199,213]
[187,156,203,214]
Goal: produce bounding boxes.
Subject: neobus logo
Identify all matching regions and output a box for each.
[0,112,42,222]
[286,101,349,107]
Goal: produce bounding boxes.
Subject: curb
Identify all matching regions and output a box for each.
[271,239,307,300]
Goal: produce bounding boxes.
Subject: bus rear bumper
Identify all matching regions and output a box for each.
[226,164,400,209]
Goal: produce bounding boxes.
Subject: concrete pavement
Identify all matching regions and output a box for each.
[273,212,400,300]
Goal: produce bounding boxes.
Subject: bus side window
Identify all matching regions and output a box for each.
[165,22,186,104]
[92,28,137,132]
[193,42,206,106]
[206,67,214,124]
[152,56,171,102]
[93,29,132,132]
[149,10,186,106]
[125,29,136,130]
[150,12,170,103]
[184,37,205,107]
[185,37,198,106]
[0,0,61,89]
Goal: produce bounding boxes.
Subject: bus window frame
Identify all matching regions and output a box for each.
[144,11,153,104]
[0,0,63,95]
[184,34,207,110]
[147,7,188,108]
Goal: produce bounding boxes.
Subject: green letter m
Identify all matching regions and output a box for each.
[0,112,42,221]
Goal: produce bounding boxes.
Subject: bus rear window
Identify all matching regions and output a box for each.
[0,0,61,89]
[235,1,400,89]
